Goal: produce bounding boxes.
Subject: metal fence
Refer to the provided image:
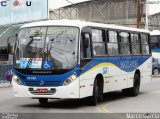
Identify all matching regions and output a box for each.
[0,61,11,83]
[49,0,146,28]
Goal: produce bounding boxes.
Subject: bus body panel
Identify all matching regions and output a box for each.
[12,77,80,99]
[79,56,152,98]
[141,57,152,84]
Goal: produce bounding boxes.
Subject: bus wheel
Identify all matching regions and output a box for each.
[88,79,98,106]
[153,68,159,75]
[39,98,48,104]
[122,73,140,96]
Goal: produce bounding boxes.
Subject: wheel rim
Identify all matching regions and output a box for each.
[153,69,159,75]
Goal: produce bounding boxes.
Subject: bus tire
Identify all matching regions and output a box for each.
[39,98,48,104]
[122,73,140,97]
[97,80,103,102]
[88,79,98,106]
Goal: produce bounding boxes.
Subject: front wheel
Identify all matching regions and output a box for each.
[39,98,48,104]
[88,80,98,106]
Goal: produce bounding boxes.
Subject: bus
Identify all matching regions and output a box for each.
[150,30,160,75]
[12,19,152,105]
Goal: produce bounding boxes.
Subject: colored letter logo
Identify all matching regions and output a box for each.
[1,0,7,7]
[0,0,31,7]
[26,1,31,6]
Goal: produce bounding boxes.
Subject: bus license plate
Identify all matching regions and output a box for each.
[37,88,48,93]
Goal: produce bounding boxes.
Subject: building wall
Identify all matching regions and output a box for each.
[148,13,160,30]
[49,0,146,28]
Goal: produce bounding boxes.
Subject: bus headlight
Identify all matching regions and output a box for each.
[63,73,77,86]
[12,75,22,85]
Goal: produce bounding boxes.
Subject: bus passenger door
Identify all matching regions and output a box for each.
[79,32,93,98]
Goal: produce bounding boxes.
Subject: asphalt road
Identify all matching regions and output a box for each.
[0,77,160,115]
[98,77,160,113]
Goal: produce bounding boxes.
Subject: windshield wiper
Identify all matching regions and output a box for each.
[43,31,64,67]
[25,36,42,69]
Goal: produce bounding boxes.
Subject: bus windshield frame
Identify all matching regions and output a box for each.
[13,26,79,71]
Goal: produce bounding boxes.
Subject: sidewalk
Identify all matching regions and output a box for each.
[0,83,12,88]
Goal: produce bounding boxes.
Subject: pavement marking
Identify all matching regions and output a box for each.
[97,103,111,113]
[97,102,126,119]
[97,103,127,119]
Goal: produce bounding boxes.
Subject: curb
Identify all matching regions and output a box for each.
[0,83,12,88]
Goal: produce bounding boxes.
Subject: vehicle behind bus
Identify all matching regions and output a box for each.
[150,30,160,75]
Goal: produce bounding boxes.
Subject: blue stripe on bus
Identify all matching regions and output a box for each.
[80,56,150,74]
[13,56,150,87]
[13,66,80,87]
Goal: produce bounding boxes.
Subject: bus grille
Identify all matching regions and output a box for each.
[24,81,62,87]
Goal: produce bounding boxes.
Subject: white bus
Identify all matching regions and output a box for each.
[150,30,160,75]
[12,19,152,105]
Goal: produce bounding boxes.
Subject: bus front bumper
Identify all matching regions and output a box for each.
[12,79,80,99]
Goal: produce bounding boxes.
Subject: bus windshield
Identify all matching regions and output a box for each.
[14,26,79,70]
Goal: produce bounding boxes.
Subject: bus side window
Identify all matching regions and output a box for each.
[108,31,119,55]
[119,32,130,55]
[81,33,91,59]
[92,29,106,56]
[131,33,141,54]
[141,34,150,54]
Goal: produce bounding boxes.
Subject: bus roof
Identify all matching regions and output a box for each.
[150,30,160,36]
[21,19,150,33]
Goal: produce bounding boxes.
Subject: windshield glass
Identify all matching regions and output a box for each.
[14,26,79,70]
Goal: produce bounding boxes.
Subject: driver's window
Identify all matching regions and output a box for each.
[80,33,91,59]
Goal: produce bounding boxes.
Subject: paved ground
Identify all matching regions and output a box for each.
[98,77,160,113]
[0,83,12,88]
[0,77,160,115]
